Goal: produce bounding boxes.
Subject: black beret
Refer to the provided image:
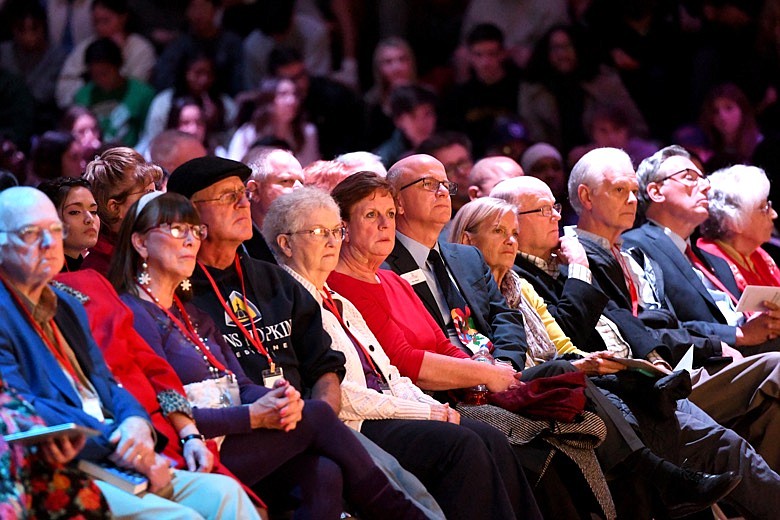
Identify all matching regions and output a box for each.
[167,156,251,199]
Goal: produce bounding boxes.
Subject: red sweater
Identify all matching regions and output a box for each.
[327,269,468,382]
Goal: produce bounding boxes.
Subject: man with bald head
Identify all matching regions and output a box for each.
[384,153,529,368]
[0,187,259,518]
[469,156,523,200]
[496,174,780,519]
[148,130,207,190]
[242,146,304,263]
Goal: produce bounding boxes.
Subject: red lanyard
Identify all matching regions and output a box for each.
[1,276,81,382]
[685,246,740,307]
[196,256,275,371]
[612,245,639,316]
[319,287,384,382]
[136,284,231,375]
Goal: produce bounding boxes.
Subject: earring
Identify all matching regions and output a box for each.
[180,278,192,292]
[137,261,151,285]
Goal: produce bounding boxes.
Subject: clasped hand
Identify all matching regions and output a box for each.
[249,379,304,432]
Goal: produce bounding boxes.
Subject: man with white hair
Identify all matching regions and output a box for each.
[499,173,780,519]
[242,146,304,263]
[468,156,523,200]
[0,187,260,519]
[334,151,387,176]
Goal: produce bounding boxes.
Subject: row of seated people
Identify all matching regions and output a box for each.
[0,146,778,518]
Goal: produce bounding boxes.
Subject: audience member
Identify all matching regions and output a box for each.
[445,24,522,157]
[699,164,779,288]
[28,131,84,183]
[483,115,532,164]
[519,25,648,155]
[0,0,67,133]
[699,83,763,169]
[73,37,156,147]
[46,0,94,52]
[60,106,103,162]
[468,156,523,200]
[0,186,261,518]
[334,151,388,176]
[364,37,419,149]
[373,86,437,168]
[269,46,364,159]
[242,0,331,90]
[229,78,320,166]
[153,0,244,96]
[38,177,99,271]
[56,0,155,109]
[303,160,351,192]
[148,130,207,188]
[417,132,473,214]
[81,147,159,274]
[140,51,236,154]
[520,142,576,226]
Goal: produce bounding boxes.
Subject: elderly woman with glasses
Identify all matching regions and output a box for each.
[109,191,427,520]
[81,146,160,275]
[698,165,780,289]
[262,185,539,520]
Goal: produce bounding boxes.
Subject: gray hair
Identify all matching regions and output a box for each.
[243,146,293,183]
[568,147,632,215]
[635,145,690,213]
[261,186,341,261]
[449,197,516,244]
[0,187,54,248]
[700,164,771,240]
[334,151,388,176]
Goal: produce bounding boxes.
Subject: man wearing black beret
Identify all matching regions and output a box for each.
[167,156,446,517]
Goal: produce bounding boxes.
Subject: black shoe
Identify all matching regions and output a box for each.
[659,469,742,518]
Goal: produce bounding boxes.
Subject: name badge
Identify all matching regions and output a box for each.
[400,269,426,286]
[262,366,285,389]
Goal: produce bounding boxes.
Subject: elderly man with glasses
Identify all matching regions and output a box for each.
[0,186,262,518]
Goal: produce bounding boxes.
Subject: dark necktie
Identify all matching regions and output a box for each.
[427,249,468,313]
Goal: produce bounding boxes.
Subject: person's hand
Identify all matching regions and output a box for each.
[610,48,640,70]
[736,301,780,346]
[40,433,86,465]
[141,453,173,494]
[182,437,213,473]
[571,351,626,376]
[720,343,744,362]
[483,362,518,392]
[446,406,461,425]
[108,416,155,469]
[429,403,450,422]
[249,380,304,432]
[555,236,589,268]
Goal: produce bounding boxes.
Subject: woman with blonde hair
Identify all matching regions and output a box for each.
[81,146,160,274]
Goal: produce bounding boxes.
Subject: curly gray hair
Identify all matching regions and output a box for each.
[699,165,770,240]
[261,186,341,261]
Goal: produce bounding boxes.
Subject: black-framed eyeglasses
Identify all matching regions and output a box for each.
[399,177,458,195]
[517,203,562,217]
[149,222,207,240]
[192,188,251,206]
[0,222,68,245]
[284,225,346,241]
[657,168,709,187]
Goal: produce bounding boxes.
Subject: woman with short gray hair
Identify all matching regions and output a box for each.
[698,164,780,288]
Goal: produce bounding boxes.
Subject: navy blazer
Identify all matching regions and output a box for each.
[382,240,528,369]
[0,283,149,461]
[622,223,739,345]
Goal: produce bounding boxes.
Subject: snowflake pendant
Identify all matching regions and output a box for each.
[180,279,192,291]
[137,271,151,285]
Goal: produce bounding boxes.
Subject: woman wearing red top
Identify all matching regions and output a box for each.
[698,164,780,289]
[327,172,517,391]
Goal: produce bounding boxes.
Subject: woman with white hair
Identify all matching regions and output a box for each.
[698,165,780,289]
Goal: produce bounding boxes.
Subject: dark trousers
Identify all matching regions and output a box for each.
[361,416,542,520]
[219,400,419,519]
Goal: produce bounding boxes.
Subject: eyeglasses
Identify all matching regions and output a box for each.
[192,188,251,206]
[399,177,458,195]
[0,222,67,245]
[284,225,346,241]
[657,168,709,187]
[150,223,208,240]
[517,203,562,217]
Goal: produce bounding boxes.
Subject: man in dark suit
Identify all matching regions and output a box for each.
[623,144,780,354]
[0,187,259,518]
[384,154,744,519]
[495,173,780,519]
